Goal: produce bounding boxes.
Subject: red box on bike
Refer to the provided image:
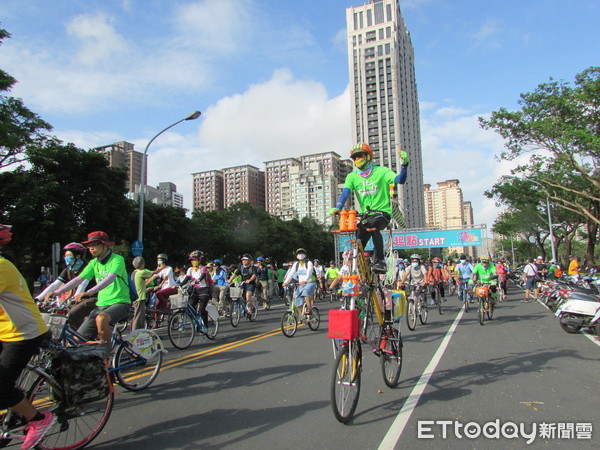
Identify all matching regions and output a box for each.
[328,309,359,340]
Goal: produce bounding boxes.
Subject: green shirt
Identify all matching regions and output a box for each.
[133,269,153,301]
[472,263,497,284]
[325,267,340,280]
[343,165,398,215]
[276,268,287,283]
[80,252,130,307]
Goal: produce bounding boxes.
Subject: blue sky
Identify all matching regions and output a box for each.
[1,0,598,230]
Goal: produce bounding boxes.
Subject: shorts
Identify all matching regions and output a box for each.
[78,303,131,340]
[294,282,317,306]
[525,276,537,290]
[242,282,256,294]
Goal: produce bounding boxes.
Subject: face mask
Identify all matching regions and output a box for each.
[191,260,199,268]
[411,262,419,268]
[157,260,164,265]
[64,255,75,266]
[460,260,466,264]
[353,155,370,170]
[297,254,306,261]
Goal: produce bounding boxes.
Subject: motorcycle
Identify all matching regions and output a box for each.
[554,292,600,334]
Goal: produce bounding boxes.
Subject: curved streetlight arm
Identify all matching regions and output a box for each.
[138,111,201,243]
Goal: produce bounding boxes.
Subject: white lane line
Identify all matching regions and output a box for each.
[580,329,600,347]
[378,306,465,450]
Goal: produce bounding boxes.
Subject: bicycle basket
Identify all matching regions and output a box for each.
[41,313,68,340]
[475,285,489,297]
[229,286,242,299]
[327,309,359,340]
[50,343,108,406]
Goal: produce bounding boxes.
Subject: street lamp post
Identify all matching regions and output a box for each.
[505,176,557,263]
[137,111,201,245]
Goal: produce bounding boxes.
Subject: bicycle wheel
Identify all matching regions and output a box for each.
[205,315,219,340]
[114,330,164,391]
[248,303,258,322]
[419,300,429,325]
[478,299,485,326]
[487,298,494,320]
[308,307,320,331]
[380,326,403,388]
[230,301,241,327]
[406,300,417,331]
[28,371,114,450]
[168,309,195,349]
[281,311,297,337]
[330,342,362,424]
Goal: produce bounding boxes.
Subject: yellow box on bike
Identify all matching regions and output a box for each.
[391,290,407,321]
[328,309,359,340]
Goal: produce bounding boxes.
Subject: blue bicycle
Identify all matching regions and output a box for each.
[167,290,219,349]
[229,285,258,327]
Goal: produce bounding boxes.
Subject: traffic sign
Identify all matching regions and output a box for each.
[131,240,144,257]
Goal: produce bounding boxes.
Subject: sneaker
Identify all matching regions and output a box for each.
[442,297,447,302]
[372,261,387,273]
[429,300,436,306]
[22,412,56,450]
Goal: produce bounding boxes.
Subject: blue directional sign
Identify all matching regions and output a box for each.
[131,240,144,257]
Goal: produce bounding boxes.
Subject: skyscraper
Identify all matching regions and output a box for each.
[346,0,425,228]
[93,141,144,194]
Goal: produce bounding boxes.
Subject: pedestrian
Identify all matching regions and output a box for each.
[522,257,538,302]
[567,255,580,277]
[534,256,547,300]
[131,256,154,330]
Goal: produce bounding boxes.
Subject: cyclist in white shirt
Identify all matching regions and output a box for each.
[153,253,177,312]
[282,248,316,314]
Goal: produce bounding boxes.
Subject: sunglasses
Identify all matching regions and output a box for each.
[351,153,367,160]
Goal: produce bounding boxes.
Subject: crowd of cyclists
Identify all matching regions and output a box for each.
[1,140,592,448]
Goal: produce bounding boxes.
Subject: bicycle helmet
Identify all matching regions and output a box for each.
[241,253,252,261]
[480,255,490,263]
[157,253,168,261]
[0,224,13,245]
[314,258,320,263]
[432,257,441,263]
[256,256,264,261]
[295,248,307,255]
[410,254,421,261]
[189,250,204,260]
[63,242,87,256]
[329,260,335,265]
[213,259,222,265]
[350,143,374,159]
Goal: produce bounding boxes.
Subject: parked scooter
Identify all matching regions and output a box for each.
[554,292,600,334]
[590,305,600,337]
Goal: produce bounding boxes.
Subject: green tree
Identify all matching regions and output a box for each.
[0,142,135,284]
[480,67,600,263]
[0,28,52,169]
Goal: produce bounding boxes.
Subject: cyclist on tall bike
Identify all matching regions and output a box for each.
[282,248,317,314]
[329,143,409,273]
[1,224,56,450]
[426,257,449,305]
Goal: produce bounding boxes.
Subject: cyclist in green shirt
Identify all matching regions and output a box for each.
[330,143,409,273]
[325,261,340,291]
[51,231,131,342]
[471,256,498,299]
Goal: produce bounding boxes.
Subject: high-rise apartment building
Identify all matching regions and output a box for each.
[264,158,302,216]
[222,165,265,209]
[93,141,144,193]
[158,182,183,208]
[192,170,224,211]
[265,152,352,222]
[346,0,425,228]
[424,180,465,228]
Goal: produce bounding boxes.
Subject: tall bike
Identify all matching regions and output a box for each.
[330,212,403,424]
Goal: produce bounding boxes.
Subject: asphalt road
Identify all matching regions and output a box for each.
[91,283,599,449]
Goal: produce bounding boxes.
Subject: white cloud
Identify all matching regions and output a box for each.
[173,0,254,54]
[472,19,503,47]
[420,107,507,230]
[66,13,129,66]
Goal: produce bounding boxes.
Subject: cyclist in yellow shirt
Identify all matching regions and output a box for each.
[0,224,56,449]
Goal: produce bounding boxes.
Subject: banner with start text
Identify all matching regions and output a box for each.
[338,228,483,251]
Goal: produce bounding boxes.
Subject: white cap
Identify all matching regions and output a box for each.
[536,256,543,260]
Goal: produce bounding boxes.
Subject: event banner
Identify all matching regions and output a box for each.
[337,228,483,251]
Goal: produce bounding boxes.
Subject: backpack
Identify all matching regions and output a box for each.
[126,272,139,302]
[554,266,563,278]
